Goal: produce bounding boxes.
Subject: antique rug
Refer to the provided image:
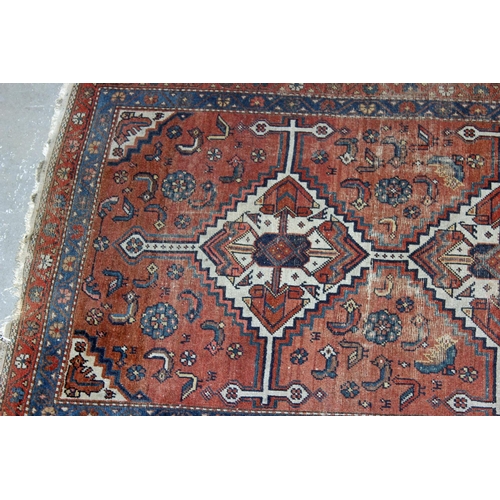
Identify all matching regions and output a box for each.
[1,83,500,416]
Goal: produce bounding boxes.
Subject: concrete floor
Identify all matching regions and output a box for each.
[0,83,63,335]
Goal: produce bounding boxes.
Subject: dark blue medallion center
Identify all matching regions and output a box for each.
[253,233,310,268]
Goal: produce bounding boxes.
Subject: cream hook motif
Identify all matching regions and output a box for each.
[401,313,429,351]
[144,348,175,383]
[414,175,439,206]
[175,127,203,155]
[335,137,359,165]
[374,274,394,298]
[356,148,384,173]
[378,216,398,239]
[340,178,371,211]
[207,115,230,140]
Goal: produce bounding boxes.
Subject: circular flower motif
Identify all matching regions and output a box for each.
[53,194,66,209]
[86,308,104,326]
[38,254,53,270]
[363,84,379,95]
[467,154,484,169]
[375,177,412,207]
[207,148,222,161]
[41,406,57,415]
[44,223,57,237]
[340,381,360,399]
[72,112,86,125]
[227,343,243,360]
[290,388,304,400]
[127,365,146,381]
[57,167,70,180]
[67,385,88,400]
[364,310,402,345]
[25,321,40,337]
[459,366,478,383]
[93,236,110,252]
[438,85,455,97]
[396,297,414,313]
[126,237,143,254]
[88,141,101,154]
[174,214,191,229]
[29,286,44,303]
[140,302,178,339]
[399,101,416,114]
[290,348,309,365]
[66,140,80,152]
[144,94,158,104]
[114,170,128,184]
[250,97,264,107]
[226,387,238,400]
[112,147,124,158]
[162,170,196,201]
[217,97,231,107]
[62,256,76,271]
[48,322,64,339]
[166,125,182,139]
[10,387,25,403]
[434,103,453,117]
[251,149,266,163]
[403,83,419,92]
[473,84,489,96]
[289,83,304,91]
[75,342,86,353]
[359,102,376,115]
[112,91,126,102]
[14,353,30,369]
[311,150,329,164]
[362,129,380,143]
[180,350,197,366]
[469,104,487,116]
[403,205,421,219]
[167,264,184,280]
[453,397,468,409]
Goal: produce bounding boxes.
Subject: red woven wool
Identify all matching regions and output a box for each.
[2,83,500,415]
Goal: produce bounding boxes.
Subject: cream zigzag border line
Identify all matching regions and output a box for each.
[0,83,76,404]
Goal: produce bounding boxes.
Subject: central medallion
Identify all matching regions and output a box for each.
[254,233,311,268]
[197,174,370,336]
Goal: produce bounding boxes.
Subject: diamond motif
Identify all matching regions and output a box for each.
[198,174,369,334]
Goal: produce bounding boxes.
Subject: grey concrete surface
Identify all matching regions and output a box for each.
[0,83,63,333]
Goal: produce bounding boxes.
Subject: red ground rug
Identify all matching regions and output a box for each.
[2,83,500,415]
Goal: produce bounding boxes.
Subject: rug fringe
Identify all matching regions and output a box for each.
[0,84,75,401]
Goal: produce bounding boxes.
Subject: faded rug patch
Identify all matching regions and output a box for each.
[2,83,500,415]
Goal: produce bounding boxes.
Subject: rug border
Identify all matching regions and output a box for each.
[0,83,76,403]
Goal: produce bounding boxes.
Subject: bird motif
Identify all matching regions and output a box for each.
[339,340,368,369]
[401,313,429,351]
[178,290,203,323]
[414,334,457,375]
[362,355,392,391]
[112,197,137,222]
[335,138,359,165]
[144,348,175,383]
[202,320,225,355]
[357,147,384,173]
[81,275,101,300]
[311,345,338,380]
[102,269,127,297]
[220,156,244,183]
[108,291,140,325]
[381,136,408,168]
